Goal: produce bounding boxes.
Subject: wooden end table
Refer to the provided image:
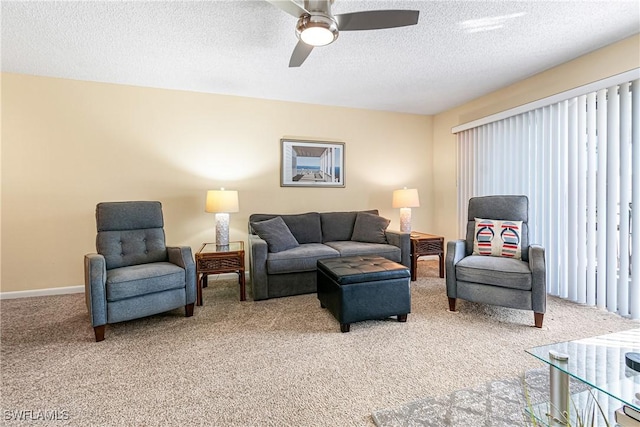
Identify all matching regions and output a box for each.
[409,232,444,281]
[195,241,245,305]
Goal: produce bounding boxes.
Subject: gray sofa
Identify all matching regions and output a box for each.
[248,210,410,300]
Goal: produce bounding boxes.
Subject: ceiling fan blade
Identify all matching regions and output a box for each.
[289,40,314,67]
[264,0,308,18]
[335,10,419,31]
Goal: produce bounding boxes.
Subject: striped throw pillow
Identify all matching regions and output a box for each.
[472,218,523,260]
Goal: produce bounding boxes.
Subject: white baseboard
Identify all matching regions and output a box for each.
[0,272,250,300]
[0,285,84,300]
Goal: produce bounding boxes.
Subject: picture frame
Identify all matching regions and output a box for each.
[280,139,345,187]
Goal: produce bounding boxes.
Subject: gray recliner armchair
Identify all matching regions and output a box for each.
[84,201,196,341]
[445,195,546,328]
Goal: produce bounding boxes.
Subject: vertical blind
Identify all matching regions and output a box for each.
[455,77,640,319]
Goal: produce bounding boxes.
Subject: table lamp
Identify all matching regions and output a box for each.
[392,188,420,233]
[205,188,239,246]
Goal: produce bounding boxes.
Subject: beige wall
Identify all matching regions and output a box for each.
[2,34,638,293]
[432,34,640,242]
[1,74,432,292]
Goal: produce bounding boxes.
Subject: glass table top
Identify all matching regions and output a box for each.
[198,241,244,254]
[526,328,640,410]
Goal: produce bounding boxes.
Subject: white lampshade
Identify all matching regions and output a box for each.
[392,188,420,208]
[205,189,239,213]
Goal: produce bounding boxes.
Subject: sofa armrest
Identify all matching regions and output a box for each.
[529,244,546,314]
[248,234,269,300]
[84,253,107,327]
[385,230,411,268]
[445,240,466,298]
[167,246,197,305]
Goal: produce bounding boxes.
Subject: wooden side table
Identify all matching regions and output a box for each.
[195,241,245,305]
[409,232,444,281]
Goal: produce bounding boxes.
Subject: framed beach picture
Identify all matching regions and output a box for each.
[280,139,345,187]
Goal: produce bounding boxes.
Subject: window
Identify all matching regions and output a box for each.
[454,74,640,319]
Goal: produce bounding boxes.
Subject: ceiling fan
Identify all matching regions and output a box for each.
[265,0,420,67]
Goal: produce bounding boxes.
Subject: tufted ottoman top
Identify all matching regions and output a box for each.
[317,255,410,285]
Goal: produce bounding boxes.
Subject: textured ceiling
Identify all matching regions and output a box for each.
[2,1,639,115]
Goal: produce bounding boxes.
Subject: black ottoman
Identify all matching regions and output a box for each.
[317,255,411,332]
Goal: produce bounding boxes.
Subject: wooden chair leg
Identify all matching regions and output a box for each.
[185,303,195,317]
[397,314,408,322]
[340,323,350,333]
[534,312,544,328]
[448,297,457,312]
[94,325,106,342]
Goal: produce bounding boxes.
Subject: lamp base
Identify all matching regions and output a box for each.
[215,213,230,246]
[399,207,412,233]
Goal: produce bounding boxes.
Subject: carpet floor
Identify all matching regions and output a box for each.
[1,260,638,426]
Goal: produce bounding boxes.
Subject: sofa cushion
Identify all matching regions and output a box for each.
[251,216,299,253]
[321,212,357,242]
[320,210,379,243]
[351,212,390,244]
[281,212,322,243]
[96,201,164,231]
[250,212,322,244]
[472,218,523,260]
[265,243,340,274]
[325,241,401,263]
[106,262,186,301]
[465,196,530,261]
[456,255,532,290]
[97,228,168,270]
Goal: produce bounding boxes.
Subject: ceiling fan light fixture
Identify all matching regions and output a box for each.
[300,26,334,46]
[296,14,338,47]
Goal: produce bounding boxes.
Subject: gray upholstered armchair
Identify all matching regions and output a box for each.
[84,201,196,341]
[445,195,546,328]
